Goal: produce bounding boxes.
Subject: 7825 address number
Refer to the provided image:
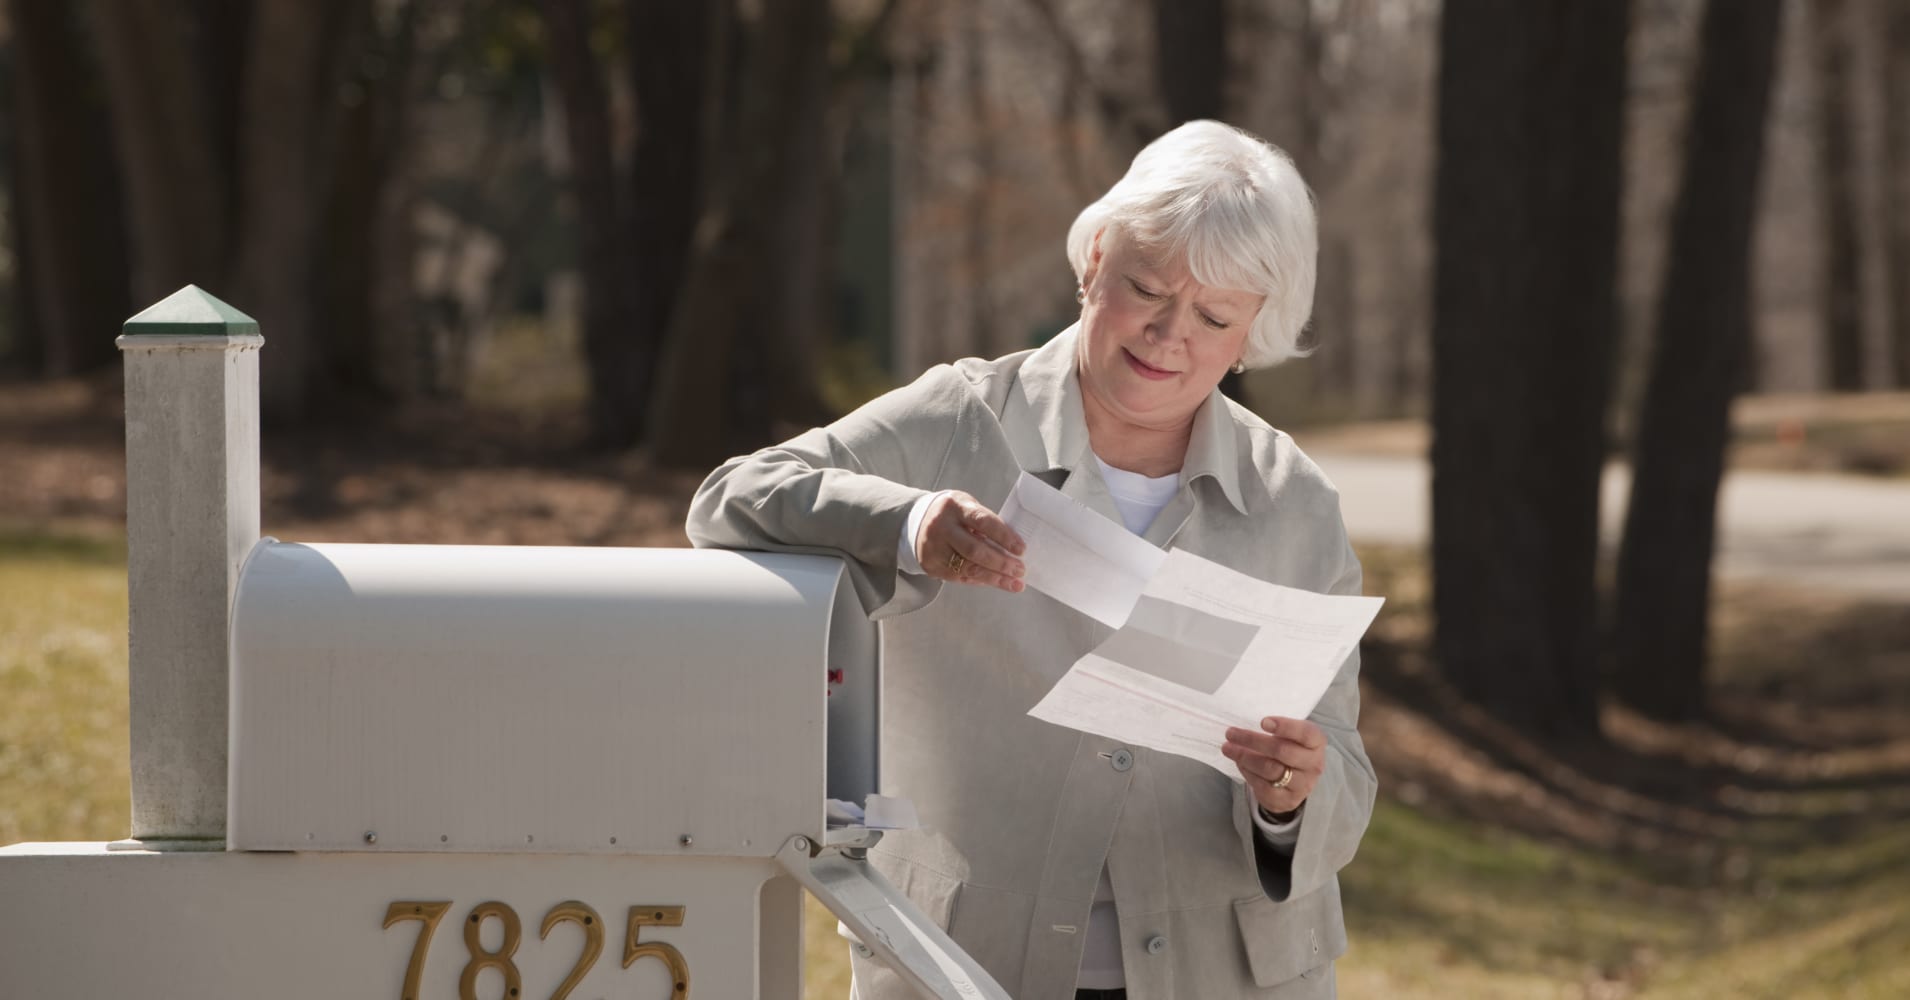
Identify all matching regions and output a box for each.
[383,899,689,1000]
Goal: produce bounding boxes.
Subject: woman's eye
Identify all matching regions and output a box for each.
[1200,313,1230,330]
[1128,280,1161,300]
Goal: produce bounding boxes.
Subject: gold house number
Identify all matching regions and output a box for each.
[385,900,689,1000]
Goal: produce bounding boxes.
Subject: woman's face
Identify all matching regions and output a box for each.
[1076,231,1263,433]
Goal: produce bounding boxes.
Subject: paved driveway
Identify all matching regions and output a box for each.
[1310,452,1910,602]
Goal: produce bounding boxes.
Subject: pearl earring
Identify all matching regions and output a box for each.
[1230,360,1246,375]
[1076,286,1086,304]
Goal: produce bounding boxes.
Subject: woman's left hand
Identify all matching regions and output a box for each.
[1222,716,1325,818]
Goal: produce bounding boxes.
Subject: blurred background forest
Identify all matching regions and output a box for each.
[2,0,1909,997]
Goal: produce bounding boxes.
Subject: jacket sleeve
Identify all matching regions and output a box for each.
[1248,526,1378,902]
[685,365,973,619]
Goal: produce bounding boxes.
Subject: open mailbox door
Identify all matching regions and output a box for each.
[776,833,1010,1000]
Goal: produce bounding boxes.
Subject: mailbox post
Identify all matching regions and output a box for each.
[117,285,261,848]
[0,289,1007,1000]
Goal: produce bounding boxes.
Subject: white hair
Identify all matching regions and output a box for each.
[1066,120,1318,369]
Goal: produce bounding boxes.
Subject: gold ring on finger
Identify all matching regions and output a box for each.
[1273,764,1294,789]
[947,551,967,575]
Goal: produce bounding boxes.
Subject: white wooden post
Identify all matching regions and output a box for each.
[114,285,261,848]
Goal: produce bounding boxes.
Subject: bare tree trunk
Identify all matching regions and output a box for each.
[1430,0,1629,741]
[542,0,648,447]
[1151,0,1249,401]
[94,0,360,419]
[230,0,363,419]
[1882,0,1910,387]
[626,0,713,438]
[90,0,232,306]
[1612,0,1783,721]
[1153,0,1224,127]
[962,2,995,360]
[7,0,131,375]
[324,0,429,403]
[648,0,833,467]
[1,51,43,375]
[757,0,834,431]
[1813,0,1868,390]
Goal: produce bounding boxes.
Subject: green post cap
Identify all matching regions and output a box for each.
[121,285,259,338]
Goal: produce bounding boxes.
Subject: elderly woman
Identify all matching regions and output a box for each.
[687,120,1372,999]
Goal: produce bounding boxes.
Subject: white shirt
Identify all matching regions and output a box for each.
[897,457,1300,989]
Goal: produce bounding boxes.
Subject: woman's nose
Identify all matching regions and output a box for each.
[1145,306,1193,345]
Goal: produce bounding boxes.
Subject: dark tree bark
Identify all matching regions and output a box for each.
[1430,0,1630,741]
[541,0,648,447]
[1612,0,1784,721]
[230,0,366,418]
[7,0,131,375]
[90,0,232,307]
[1151,0,1248,402]
[963,2,995,359]
[324,0,430,403]
[648,0,834,467]
[753,0,834,434]
[1153,0,1225,127]
[92,0,365,419]
[1882,0,1910,388]
[1812,0,1867,391]
[0,50,43,375]
[625,0,713,441]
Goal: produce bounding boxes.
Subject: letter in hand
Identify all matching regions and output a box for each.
[916,491,1028,593]
[1222,716,1325,817]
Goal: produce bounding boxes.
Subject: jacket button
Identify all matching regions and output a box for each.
[1110,748,1134,772]
[1145,934,1167,955]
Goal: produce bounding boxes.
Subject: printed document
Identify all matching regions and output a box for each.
[997,472,1165,627]
[1000,473,1384,779]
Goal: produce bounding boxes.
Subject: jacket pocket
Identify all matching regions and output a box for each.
[1232,890,1347,988]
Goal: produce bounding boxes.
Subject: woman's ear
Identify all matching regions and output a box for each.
[1081,227,1106,289]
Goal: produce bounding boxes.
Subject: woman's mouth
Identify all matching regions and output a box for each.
[1123,348,1178,381]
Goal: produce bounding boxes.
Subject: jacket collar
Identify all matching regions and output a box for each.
[1012,323,1248,516]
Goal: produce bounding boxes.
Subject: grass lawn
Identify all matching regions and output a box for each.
[4,529,1906,998]
[0,530,128,846]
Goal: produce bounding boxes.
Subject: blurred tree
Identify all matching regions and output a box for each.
[324,0,438,403]
[90,0,370,419]
[6,0,130,375]
[1150,0,1245,402]
[0,42,33,376]
[1430,0,1629,740]
[1611,0,1784,721]
[540,0,646,446]
[411,2,562,400]
[624,0,716,444]
[647,0,835,466]
[1882,0,1910,388]
[1811,0,1867,391]
[543,0,885,459]
[961,2,995,375]
[1152,0,1224,127]
[1019,0,1161,153]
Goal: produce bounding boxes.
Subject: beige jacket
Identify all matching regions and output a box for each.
[687,327,1373,999]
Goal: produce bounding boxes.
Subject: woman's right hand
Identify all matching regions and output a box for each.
[914,491,1027,593]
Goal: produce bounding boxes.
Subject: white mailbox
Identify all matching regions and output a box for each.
[220,539,1005,999]
[229,540,878,856]
[0,288,1007,1000]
